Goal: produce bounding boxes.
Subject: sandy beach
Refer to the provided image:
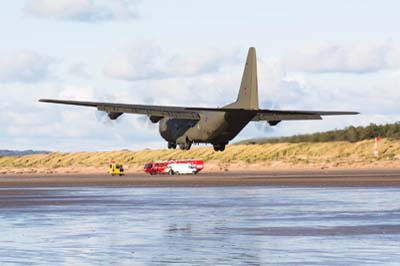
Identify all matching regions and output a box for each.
[1,169,400,187]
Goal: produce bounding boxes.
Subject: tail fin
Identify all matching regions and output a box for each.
[235,47,259,109]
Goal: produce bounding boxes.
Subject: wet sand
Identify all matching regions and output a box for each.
[1,169,400,187]
[1,185,400,264]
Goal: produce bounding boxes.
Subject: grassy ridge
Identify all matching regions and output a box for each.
[0,139,399,170]
[237,123,400,144]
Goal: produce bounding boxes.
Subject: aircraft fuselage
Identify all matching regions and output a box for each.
[159,110,255,151]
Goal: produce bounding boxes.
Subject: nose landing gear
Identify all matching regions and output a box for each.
[168,142,177,149]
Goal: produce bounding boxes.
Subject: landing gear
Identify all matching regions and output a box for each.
[213,144,226,152]
[168,142,177,149]
[179,142,192,150]
[178,137,192,151]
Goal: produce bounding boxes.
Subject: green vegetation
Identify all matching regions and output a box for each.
[237,123,400,145]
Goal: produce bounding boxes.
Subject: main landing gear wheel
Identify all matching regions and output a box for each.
[178,137,192,150]
[179,142,192,150]
[213,144,226,152]
[168,142,177,149]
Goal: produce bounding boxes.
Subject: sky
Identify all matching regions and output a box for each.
[1,0,400,151]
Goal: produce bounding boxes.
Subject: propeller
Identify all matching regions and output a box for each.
[137,116,156,129]
[95,111,114,127]
[255,122,275,133]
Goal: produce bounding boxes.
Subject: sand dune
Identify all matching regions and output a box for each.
[0,139,399,174]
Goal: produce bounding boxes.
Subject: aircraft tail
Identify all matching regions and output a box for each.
[233,47,259,110]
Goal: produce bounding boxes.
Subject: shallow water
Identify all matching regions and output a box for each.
[1,186,400,265]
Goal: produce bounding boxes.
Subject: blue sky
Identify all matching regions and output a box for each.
[1,0,400,151]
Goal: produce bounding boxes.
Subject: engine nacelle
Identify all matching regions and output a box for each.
[268,120,281,126]
[149,116,163,123]
[108,112,123,120]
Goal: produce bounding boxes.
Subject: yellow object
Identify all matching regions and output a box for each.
[109,162,125,176]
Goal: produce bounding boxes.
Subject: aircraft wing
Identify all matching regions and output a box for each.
[39,99,358,122]
[39,99,201,120]
[251,109,359,121]
[184,107,358,120]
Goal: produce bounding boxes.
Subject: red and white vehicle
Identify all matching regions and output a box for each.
[144,159,204,175]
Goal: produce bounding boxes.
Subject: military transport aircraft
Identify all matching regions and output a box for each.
[40,47,358,151]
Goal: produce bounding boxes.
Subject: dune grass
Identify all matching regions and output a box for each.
[0,139,399,170]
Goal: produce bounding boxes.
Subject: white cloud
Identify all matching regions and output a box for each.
[0,51,56,83]
[104,44,241,81]
[58,85,96,100]
[104,42,164,81]
[284,42,400,74]
[165,47,240,76]
[24,0,138,22]
[68,63,91,79]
